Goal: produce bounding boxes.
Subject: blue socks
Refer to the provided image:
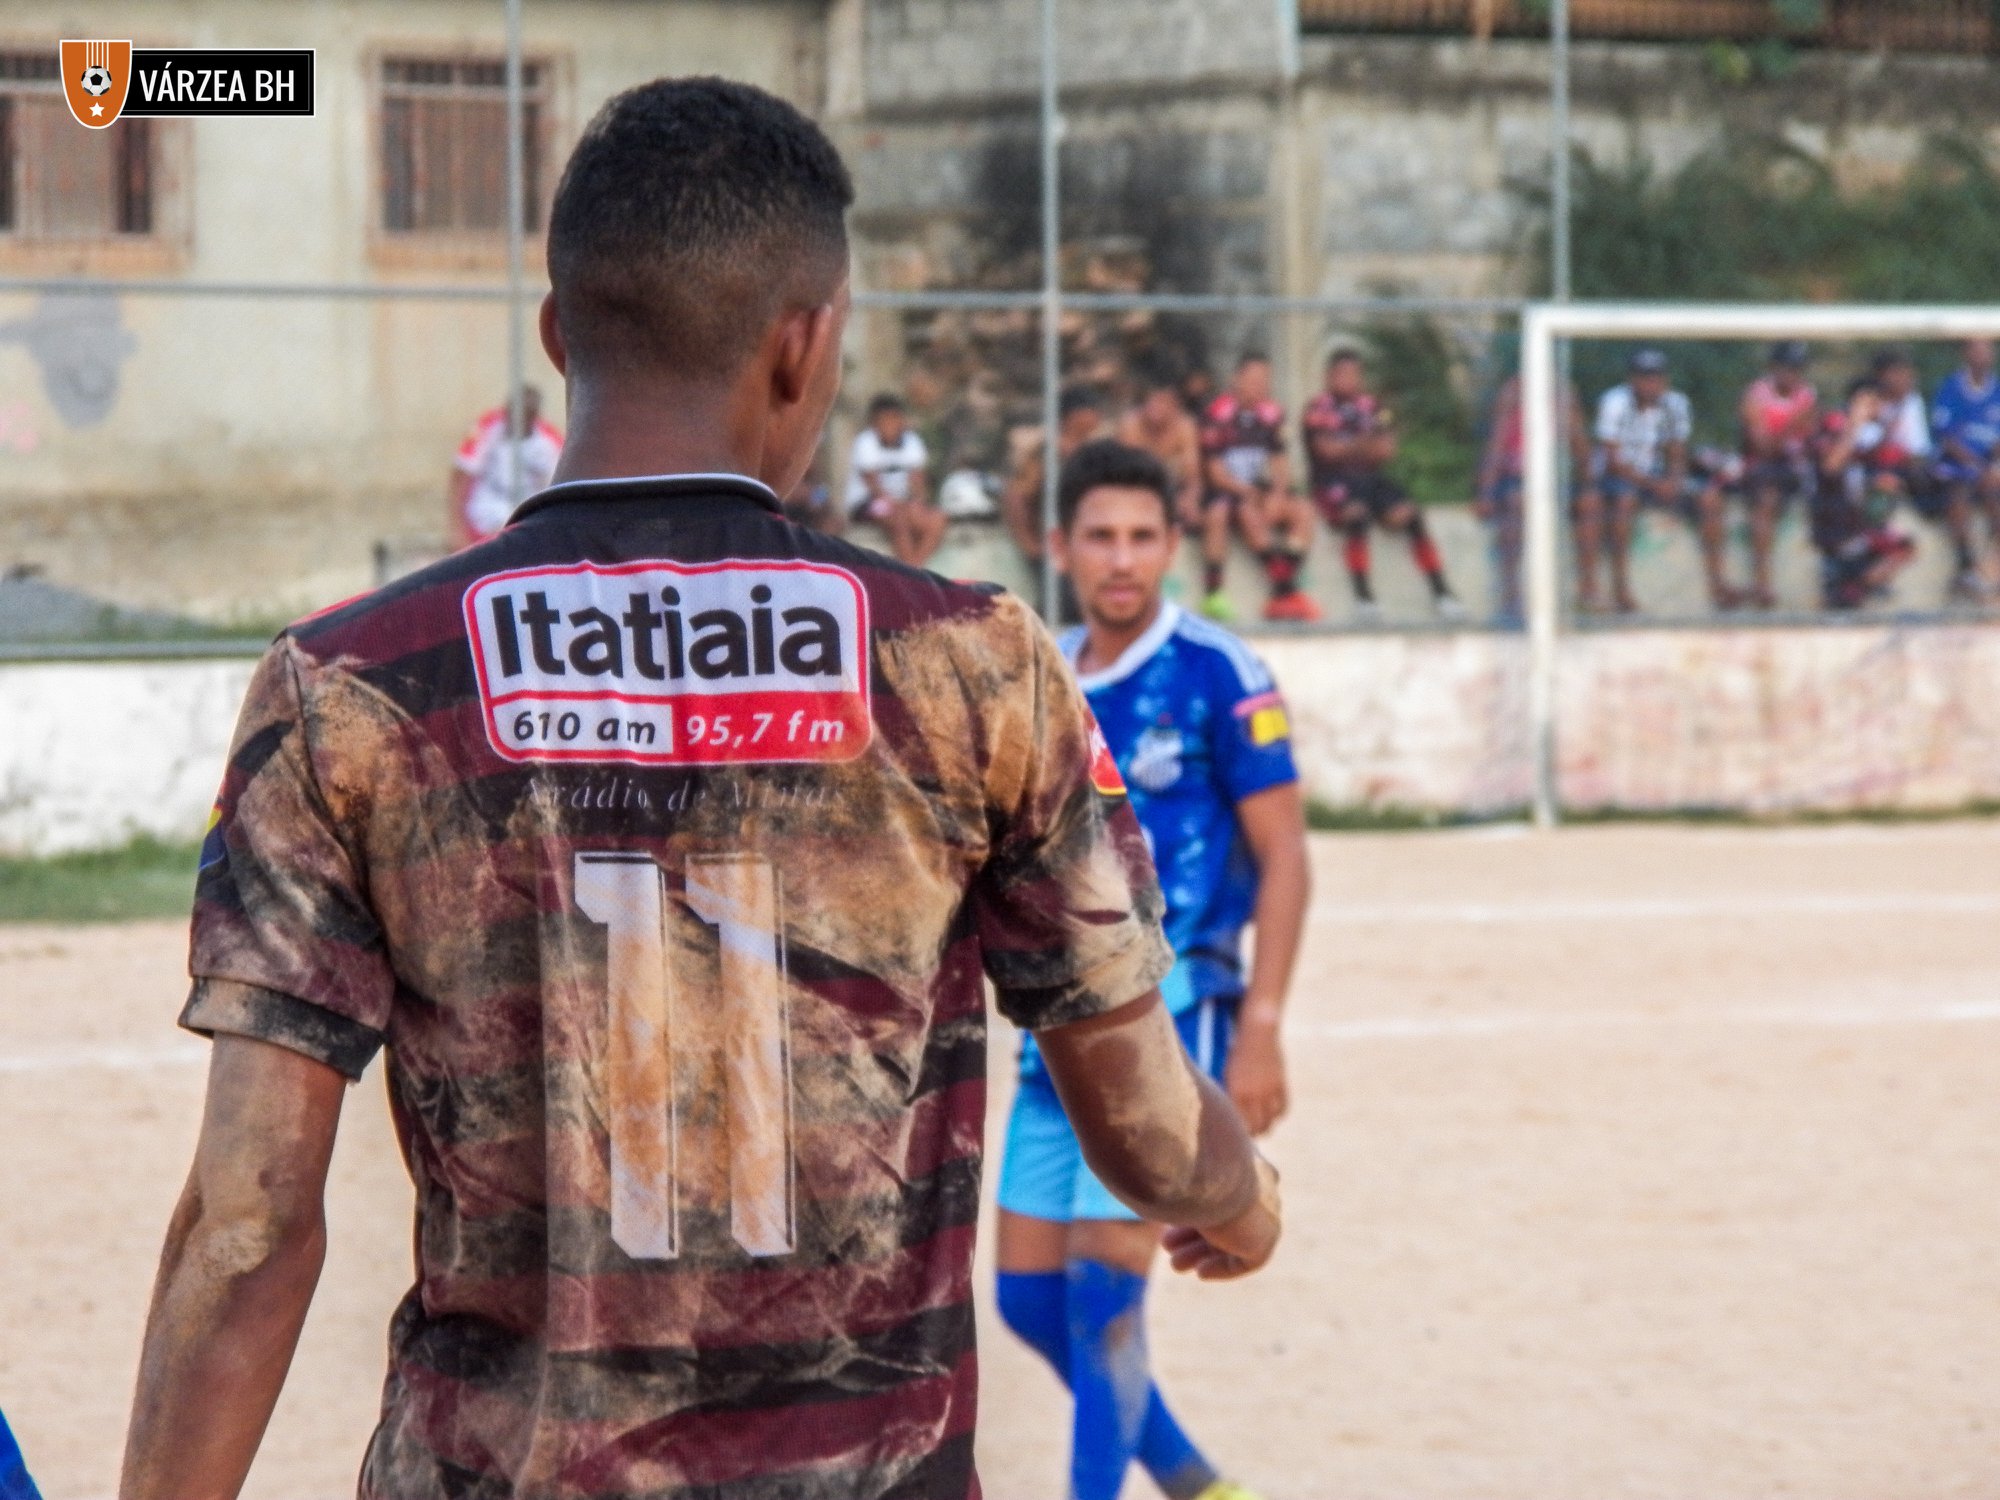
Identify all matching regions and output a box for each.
[0,1409,41,1500]
[996,1266,1217,1500]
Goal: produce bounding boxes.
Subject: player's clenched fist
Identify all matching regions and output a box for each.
[1163,1153,1282,1281]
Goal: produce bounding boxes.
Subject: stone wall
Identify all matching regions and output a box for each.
[857,0,1290,111]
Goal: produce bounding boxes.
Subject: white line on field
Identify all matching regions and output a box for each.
[1291,998,2000,1042]
[1317,892,2000,924]
[0,1042,206,1075]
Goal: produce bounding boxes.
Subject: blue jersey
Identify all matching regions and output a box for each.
[1931,369,2000,467]
[1064,603,1297,1011]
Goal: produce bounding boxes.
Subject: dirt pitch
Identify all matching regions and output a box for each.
[4,822,1998,1499]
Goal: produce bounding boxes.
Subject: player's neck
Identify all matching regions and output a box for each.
[1078,597,1165,675]
[551,380,777,490]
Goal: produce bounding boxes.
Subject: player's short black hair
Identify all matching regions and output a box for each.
[1870,346,1914,376]
[547,77,854,382]
[1237,350,1271,369]
[1845,375,1880,402]
[1057,439,1176,532]
[866,392,906,419]
[1327,348,1363,367]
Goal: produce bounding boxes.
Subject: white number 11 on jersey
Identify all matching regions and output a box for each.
[573,850,796,1261]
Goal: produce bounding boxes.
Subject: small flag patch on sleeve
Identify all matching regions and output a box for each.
[198,803,226,871]
[1236,691,1291,747]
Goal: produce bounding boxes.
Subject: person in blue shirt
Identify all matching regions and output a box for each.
[1931,338,2000,601]
[994,440,1311,1500]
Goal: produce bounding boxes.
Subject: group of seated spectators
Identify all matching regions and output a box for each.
[1490,339,2000,616]
[834,347,1468,625]
[816,335,2000,622]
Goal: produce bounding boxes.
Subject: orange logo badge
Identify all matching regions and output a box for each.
[61,39,133,129]
[1087,720,1127,797]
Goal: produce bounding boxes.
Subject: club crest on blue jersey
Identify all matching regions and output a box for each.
[1128,723,1184,793]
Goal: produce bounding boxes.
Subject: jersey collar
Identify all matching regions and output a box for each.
[508,471,782,524]
[1065,601,1181,692]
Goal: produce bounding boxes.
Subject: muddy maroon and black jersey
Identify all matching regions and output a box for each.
[183,473,1171,1499]
[1302,391,1392,496]
[1200,394,1285,497]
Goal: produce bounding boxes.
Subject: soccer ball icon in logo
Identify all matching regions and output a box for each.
[79,64,113,97]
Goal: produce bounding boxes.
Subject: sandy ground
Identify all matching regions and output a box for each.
[3,823,1998,1499]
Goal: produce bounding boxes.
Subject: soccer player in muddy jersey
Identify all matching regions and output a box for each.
[119,79,1279,1500]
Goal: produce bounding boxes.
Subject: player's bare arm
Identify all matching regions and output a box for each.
[121,1024,346,1500]
[1037,990,1280,1277]
[1267,447,1293,498]
[1741,388,1777,458]
[1228,781,1310,1137]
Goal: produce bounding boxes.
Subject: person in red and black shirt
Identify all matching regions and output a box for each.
[1810,377,1916,610]
[120,78,1281,1500]
[1199,354,1318,623]
[1303,350,1461,622]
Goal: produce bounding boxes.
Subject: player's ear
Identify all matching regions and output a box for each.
[771,290,845,409]
[537,293,567,378]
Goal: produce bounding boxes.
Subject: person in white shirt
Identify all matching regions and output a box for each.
[844,392,945,567]
[1578,349,1697,614]
[450,386,564,546]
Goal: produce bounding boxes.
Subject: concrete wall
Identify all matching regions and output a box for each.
[0,0,825,622]
[0,658,255,854]
[11,621,2000,854]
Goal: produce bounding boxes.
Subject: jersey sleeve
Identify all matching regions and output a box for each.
[180,638,395,1080]
[455,412,497,475]
[970,600,1173,1032]
[1592,390,1616,444]
[1211,650,1300,803]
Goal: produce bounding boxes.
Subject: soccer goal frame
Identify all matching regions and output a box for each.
[1521,301,2000,829]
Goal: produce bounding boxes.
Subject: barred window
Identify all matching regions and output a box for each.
[380,56,548,234]
[0,51,154,238]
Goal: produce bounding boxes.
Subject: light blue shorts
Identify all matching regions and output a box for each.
[996,993,1237,1224]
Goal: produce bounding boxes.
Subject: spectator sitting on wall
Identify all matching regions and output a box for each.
[1002,385,1109,565]
[1929,337,2000,602]
[1864,349,1965,598]
[1475,364,1590,627]
[1811,377,1917,611]
[1200,353,1318,624]
[1115,360,1205,530]
[450,385,564,546]
[1724,341,1820,611]
[845,392,945,568]
[1304,349,1461,623]
[1578,349,1698,615]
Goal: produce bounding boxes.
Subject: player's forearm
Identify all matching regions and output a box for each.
[1243,838,1310,1028]
[121,1195,325,1499]
[1041,995,1262,1227]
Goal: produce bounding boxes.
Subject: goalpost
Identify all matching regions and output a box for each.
[1521,302,2000,829]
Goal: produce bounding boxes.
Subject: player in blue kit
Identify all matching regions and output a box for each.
[995,440,1311,1500]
